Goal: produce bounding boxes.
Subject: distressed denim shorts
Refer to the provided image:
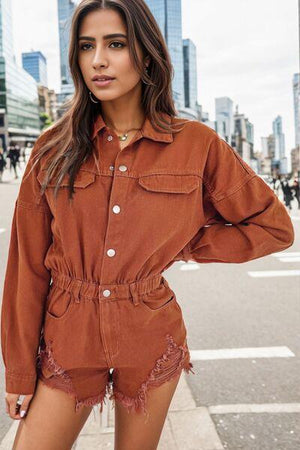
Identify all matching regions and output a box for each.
[36,270,195,420]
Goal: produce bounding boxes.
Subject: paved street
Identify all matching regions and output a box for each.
[0,158,299,449]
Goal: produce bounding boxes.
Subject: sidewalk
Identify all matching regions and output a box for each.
[0,373,224,450]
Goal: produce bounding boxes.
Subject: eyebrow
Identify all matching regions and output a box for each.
[78,33,127,41]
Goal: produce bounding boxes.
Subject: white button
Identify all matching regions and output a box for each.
[109,165,114,171]
[112,205,121,214]
[107,248,116,257]
[119,165,127,172]
[103,289,111,297]
[107,135,113,141]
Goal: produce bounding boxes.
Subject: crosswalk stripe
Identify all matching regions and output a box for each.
[277,257,300,262]
[189,346,294,360]
[248,270,300,277]
[209,403,300,414]
[272,252,300,257]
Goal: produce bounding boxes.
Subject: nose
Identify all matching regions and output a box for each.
[92,46,108,69]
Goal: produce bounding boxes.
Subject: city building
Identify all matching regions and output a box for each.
[58,0,76,99]
[199,109,216,131]
[293,72,300,148]
[215,97,234,145]
[291,146,300,176]
[0,0,40,150]
[183,38,198,112]
[145,0,185,110]
[272,115,286,174]
[232,105,255,168]
[22,51,48,87]
[261,134,275,160]
[38,85,58,123]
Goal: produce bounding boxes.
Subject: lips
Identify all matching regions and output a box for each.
[92,75,115,81]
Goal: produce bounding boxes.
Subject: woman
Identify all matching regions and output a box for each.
[1,0,294,448]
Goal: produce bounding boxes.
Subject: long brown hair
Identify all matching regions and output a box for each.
[28,0,187,200]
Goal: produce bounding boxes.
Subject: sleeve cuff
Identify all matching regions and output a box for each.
[5,371,37,395]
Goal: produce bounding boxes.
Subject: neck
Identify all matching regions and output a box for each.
[100,94,145,133]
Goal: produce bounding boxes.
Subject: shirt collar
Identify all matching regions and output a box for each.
[91,111,174,143]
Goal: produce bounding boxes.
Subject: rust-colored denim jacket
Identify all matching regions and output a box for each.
[1,112,295,395]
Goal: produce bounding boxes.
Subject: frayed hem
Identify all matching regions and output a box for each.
[108,333,195,421]
[37,339,108,414]
[75,390,107,413]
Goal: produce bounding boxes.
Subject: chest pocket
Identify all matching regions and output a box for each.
[37,169,96,189]
[138,174,199,194]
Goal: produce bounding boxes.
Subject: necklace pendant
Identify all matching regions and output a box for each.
[119,134,128,141]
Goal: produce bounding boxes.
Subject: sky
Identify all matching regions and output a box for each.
[11,0,299,156]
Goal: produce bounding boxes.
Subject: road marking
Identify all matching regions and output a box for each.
[248,270,300,277]
[189,346,294,360]
[276,256,300,263]
[209,403,300,414]
[0,228,5,234]
[272,252,300,257]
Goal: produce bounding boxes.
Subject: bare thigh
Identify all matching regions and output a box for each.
[114,371,181,450]
[12,379,93,450]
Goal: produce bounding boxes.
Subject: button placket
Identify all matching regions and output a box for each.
[100,138,132,282]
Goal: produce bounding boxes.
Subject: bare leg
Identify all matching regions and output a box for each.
[114,371,181,450]
[12,379,93,450]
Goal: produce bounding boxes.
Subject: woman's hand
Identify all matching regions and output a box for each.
[5,392,34,420]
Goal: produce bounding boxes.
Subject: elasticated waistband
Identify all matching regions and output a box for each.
[50,270,169,306]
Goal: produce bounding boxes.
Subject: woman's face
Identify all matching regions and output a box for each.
[78,8,148,102]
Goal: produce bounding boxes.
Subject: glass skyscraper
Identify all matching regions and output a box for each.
[0,0,40,150]
[215,97,234,145]
[272,116,285,160]
[58,0,76,96]
[145,0,185,109]
[293,73,300,148]
[22,51,48,87]
[183,38,197,111]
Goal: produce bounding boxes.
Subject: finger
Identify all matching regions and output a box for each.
[19,395,33,419]
[7,397,22,420]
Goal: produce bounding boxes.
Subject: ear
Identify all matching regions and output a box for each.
[144,55,151,67]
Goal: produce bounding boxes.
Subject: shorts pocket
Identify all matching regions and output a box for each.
[140,291,179,312]
[45,285,74,321]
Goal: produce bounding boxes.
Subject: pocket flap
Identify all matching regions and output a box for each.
[138,174,199,194]
[37,169,96,188]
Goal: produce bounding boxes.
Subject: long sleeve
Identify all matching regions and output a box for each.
[1,145,53,394]
[181,134,294,263]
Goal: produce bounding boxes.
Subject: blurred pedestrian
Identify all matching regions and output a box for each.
[21,146,26,163]
[273,176,281,196]
[7,142,20,179]
[0,146,6,182]
[280,178,293,210]
[292,178,300,209]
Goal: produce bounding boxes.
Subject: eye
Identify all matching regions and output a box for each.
[109,41,126,49]
[79,43,93,51]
